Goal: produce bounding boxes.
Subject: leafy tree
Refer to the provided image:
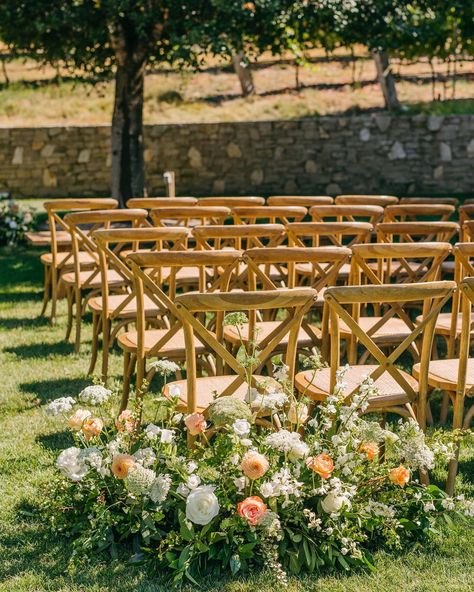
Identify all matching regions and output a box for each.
[0,1,212,206]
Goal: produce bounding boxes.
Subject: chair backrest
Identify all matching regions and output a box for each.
[310,204,384,225]
[350,242,452,286]
[400,197,460,207]
[174,287,317,412]
[150,206,230,227]
[92,227,190,321]
[64,209,148,289]
[232,205,307,225]
[383,204,455,222]
[192,224,286,250]
[376,221,459,243]
[335,195,399,207]
[126,197,198,209]
[460,209,474,240]
[43,198,118,269]
[127,250,244,383]
[286,221,373,249]
[324,281,456,409]
[267,196,333,206]
[197,196,265,207]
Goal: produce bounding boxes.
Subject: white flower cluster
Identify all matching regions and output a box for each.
[78,385,112,406]
[45,397,75,417]
[365,500,396,519]
[144,423,175,443]
[260,467,303,507]
[392,419,435,470]
[56,446,104,481]
[249,389,288,411]
[150,473,172,503]
[149,359,180,377]
[264,429,309,460]
[133,447,156,467]
[303,508,322,530]
[127,464,156,496]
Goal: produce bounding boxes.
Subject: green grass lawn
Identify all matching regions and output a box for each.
[0,247,473,592]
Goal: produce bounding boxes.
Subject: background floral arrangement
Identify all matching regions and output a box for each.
[0,193,36,246]
[43,361,474,588]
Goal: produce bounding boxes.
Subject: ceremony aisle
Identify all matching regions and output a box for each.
[1,247,473,592]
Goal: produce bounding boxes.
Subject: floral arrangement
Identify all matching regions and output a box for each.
[0,193,36,246]
[44,362,473,587]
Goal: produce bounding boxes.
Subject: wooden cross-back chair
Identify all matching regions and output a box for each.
[459,206,474,240]
[346,242,452,365]
[461,220,474,243]
[417,243,474,426]
[335,195,398,207]
[286,221,373,285]
[223,246,351,365]
[192,223,287,288]
[400,197,460,207]
[310,204,384,226]
[90,227,190,381]
[295,281,456,428]
[413,276,474,494]
[383,204,455,223]
[376,221,459,244]
[197,196,265,207]
[232,205,307,226]
[150,206,230,227]
[120,250,243,408]
[267,196,333,207]
[41,198,117,323]
[164,287,317,440]
[62,209,148,351]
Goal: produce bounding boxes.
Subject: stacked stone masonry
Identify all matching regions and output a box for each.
[0,113,473,198]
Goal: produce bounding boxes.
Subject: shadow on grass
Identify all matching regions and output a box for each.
[19,376,90,403]
[37,430,74,452]
[5,340,76,358]
[0,313,50,330]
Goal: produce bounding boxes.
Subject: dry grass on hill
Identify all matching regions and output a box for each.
[0,48,473,126]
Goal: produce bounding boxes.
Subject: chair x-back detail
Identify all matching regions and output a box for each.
[232,206,307,226]
[121,250,243,410]
[150,206,230,227]
[295,281,456,429]
[164,287,317,443]
[310,205,384,226]
[383,204,455,223]
[376,221,459,245]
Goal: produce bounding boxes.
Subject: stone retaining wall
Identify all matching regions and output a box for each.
[1,113,473,198]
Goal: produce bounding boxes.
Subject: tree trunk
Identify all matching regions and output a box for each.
[232,51,255,96]
[111,59,146,207]
[372,50,400,111]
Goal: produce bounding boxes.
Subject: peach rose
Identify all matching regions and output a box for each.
[185,413,207,436]
[359,442,380,461]
[389,465,410,488]
[306,453,334,479]
[237,496,267,526]
[287,402,309,425]
[111,454,135,479]
[68,409,92,431]
[240,451,269,480]
[81,417,104,441]
[116,409,135,433]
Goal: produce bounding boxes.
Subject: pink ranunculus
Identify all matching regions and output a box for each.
[237,496,267,526]
[185,413,207,436]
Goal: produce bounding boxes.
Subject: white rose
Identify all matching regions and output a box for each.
[232,419,251,437]
[160,429,175,444]
[321,492,346,514]
[186,474,201,489]
[186,485,220,525]
[289,440,309,460]
[56,447,88,482]
[234,476,246,493]
[168,384,181,398]
[259,482,274,498]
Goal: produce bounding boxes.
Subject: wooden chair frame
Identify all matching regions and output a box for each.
[400,197,459,207]
[286,221,373,249]
[267,196,333,207]
[383,204,455,223]
[63,209,147,351]
[232,205,307,225]
[196,196,265,207]
[335,195,398,207]
[376,221,459,244]
[41,198,117,323]
[150,206,230,227]
[91,227,190,380]
[309,205,384,226]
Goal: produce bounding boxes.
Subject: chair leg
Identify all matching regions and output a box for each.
[446,393,466,496]
[120,351,132,412]
[88,313,100,375]
[40,265,51,316]
[101,318,111,384]
[74,288,82,353]
[50,267,59,325]
[65,287,74,342]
